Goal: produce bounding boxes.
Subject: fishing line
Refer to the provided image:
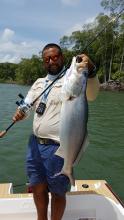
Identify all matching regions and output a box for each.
[0,8,123,138]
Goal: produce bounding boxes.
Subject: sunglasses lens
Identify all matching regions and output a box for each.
[44,54,60,63]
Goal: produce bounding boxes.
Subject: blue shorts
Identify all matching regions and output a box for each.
[26,134,69,196]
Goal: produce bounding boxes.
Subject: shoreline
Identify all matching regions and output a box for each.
[0,80,124,91]
[100,81,124,91]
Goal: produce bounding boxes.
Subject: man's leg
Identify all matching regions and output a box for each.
[51,193,66,220]
[32,183,49,220]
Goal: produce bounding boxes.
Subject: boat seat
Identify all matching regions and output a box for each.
[0,183,12,196]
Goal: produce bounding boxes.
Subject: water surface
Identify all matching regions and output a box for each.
[0,83,124,202]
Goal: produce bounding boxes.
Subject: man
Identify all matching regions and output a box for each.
[13,43,99,220]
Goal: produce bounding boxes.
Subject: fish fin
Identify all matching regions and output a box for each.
[61,171,75,186]
[55,147,65,159]
[68,173,75,186]
[73,132,89,166]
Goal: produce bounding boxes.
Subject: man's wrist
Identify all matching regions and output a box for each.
[88,66,96,78]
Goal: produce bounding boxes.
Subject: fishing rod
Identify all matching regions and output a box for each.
[0,8,123,138]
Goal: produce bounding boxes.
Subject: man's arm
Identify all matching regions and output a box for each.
[86,76,100,101]
[77,54,100,101]
[13,109,26,122]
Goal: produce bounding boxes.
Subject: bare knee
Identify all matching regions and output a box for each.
[52,192,65,198]
[51,193,66,203]
[32,184,49,213]
[32,183,48,194]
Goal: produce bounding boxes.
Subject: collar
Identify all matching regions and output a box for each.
[47,66,66,81]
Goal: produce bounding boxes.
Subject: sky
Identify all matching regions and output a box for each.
[0,0,104,63]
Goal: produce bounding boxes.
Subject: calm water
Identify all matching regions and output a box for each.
[0,83,124,202]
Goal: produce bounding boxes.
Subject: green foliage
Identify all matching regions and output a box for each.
[0,63,17,82]
[0,0,124,85]
[15,55,46,85]
[59,6,124,83]
[112,71,124,81]
[62,48,75,67]
[0,55,47,85]
[101,0,124,12]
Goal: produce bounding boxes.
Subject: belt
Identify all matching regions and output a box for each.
[37,137,59,145]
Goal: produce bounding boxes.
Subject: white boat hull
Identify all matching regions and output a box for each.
[0,180,123,220]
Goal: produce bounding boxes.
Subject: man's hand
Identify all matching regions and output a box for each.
[76,54,95,75]
[13,109,25,122]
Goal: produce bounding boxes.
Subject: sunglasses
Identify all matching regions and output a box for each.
[43,53,61,63]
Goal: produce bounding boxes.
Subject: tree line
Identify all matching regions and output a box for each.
[0,0,124,85]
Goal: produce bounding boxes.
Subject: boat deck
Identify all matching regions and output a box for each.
[70,180,122,206]
[0,183,12,195]
[0,180,123,220]
[0,180,123,207]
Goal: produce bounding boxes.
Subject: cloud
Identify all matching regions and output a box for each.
[65,23,83,35]
[0,54,19,63]
[2,28,15,41]
[85,16,96,24]
[61,0,80,6]
[65,16,96,36]
[0,28,45,63]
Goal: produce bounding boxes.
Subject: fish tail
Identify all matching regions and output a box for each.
[67,173,75,186]
[54,170,75,186]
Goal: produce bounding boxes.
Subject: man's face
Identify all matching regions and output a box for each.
[42,47,64,75]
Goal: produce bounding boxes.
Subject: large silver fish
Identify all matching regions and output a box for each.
[55,65,89,186]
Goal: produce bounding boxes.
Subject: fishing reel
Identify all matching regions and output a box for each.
[16,93,32,116]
